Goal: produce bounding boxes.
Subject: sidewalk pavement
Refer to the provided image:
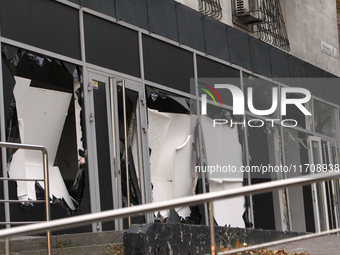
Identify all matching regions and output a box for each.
[269,235,340,255]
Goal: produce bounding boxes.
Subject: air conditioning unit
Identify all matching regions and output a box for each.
[234,0,262,24]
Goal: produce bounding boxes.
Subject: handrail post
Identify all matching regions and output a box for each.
[0,142,52,254]
[209,201,216,255]
[42,149,51,255]
[5,237,9,255]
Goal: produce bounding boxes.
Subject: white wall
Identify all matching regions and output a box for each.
[283,0,340,76]
[175,0,199,11]
[175,0,340,76]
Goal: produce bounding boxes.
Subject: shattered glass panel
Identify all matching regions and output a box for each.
[247,118,285,230]
[201,104,245,227]
[314,100,338,139]
[2,46,85,213]
[243,73,279,119]
[283,128,315,232]
[146,85,190,114]
[283,129,309,176]
[150,92,158,102]
[146,86,204,224]
[117,86,142,204]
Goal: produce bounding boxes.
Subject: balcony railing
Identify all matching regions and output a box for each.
[199,0,223,20]
[232,0,290,51]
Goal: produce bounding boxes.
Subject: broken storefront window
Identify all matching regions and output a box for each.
[247,120,290,231]
[314,100,338,139]
[117,86,143,207]
[146,86,198,223]
[201,104,246,228]
[283,129,314,232]
[147,86,248,228]
[3,45,86,213]
[243,73,279,119]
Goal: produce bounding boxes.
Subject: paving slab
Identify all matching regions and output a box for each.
[269,235,340,255]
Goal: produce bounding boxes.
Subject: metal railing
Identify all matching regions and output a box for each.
[0,142,51,255]
[1,171,340,254]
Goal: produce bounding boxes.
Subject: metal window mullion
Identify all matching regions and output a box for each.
[122,79,131,227]
[193,51,209,226]
[309,137,322,232]
[326,141,336,230]
[0,37,82,66]
[329,143,340,229]
[241,69,255,228]
[85,73,102,233]
[0,36,11,231]
[79,8,102,232]
[0,178,45,181]
[334,143,340,229]
[138,29,153,224]
[321,144,330,231]
[86,64,142,84]
[106,77,119,230]
[280,124,293,231]
[278,83,292,231]
[134,102,145,204]
[111,78,123,230]
[337,106,340,140]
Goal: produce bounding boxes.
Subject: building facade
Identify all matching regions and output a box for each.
[0,0,340,235]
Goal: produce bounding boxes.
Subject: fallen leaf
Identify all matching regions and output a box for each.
[235,240,243,248]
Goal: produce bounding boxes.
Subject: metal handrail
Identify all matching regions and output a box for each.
[0,142,51,255]
[0,171,340,255]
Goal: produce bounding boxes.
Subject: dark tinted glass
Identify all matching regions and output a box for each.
[84,13,140,78]
[0,0,81,60]
[143,35,194,93]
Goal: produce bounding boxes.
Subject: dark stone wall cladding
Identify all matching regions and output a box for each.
[0,0,81,60]
[124,223,306,255]
[1,0,338,101]
[78,0,339,103]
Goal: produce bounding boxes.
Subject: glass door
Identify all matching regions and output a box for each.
[87,71,152,230]
[332,143,340,228]
[308,136,330,232]
[327,142,340,229]
[87,72,120,231]
[115,79,152,228]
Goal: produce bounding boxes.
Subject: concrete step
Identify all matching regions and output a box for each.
[11,243,123,255]
[0,230,124,253]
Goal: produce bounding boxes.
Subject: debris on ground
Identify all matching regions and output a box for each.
[219,240,309,255]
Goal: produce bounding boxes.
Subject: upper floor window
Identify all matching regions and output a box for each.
[199,0,223,20]
[232,0,290,52]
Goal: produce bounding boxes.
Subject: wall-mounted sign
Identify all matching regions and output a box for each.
[321,41,334,57]
[334,47,338,59]
[92,80,99,90]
